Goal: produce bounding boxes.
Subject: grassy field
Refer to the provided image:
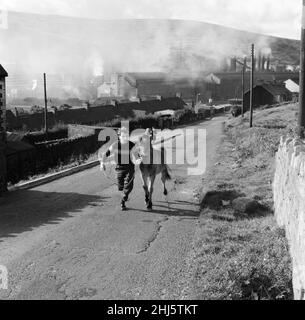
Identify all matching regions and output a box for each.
[189,103,298,300]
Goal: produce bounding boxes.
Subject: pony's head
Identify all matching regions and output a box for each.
[118,127,129,144]
[138,129,154,156]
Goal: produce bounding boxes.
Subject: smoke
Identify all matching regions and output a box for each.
[0,10,299,100]
[86,52,104,77]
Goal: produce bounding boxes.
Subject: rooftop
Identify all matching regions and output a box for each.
[245,83,291,96]
[0,64,8,77]
[206,71,299,83]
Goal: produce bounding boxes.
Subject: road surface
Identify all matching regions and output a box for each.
[0,117,225,300]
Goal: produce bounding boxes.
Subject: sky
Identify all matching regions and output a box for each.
[0,0,303,40]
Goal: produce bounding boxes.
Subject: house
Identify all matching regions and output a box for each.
[99,72,207,101]
[205,71,299,102]
[285,79,299,102]
[243,83,291,109]
[0,64,8,193]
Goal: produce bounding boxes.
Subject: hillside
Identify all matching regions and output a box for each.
[0,11,300,77]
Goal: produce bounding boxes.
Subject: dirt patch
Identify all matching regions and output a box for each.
[202,190,244,211]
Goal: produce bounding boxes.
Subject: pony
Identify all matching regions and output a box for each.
[137,129,171,210]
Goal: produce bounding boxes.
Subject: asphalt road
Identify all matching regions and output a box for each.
[0,117,225,300]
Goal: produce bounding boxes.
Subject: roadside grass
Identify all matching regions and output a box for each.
[8,152,98,187]
[190,103,296,300]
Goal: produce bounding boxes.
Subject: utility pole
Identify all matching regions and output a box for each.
[250,44,255,128]
[298,0,305,138]
[43,73,48,134]
[241,65,245,117]
[236,58,250,118]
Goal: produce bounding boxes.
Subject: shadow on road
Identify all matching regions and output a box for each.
[0,190,106,242]
[131,200,200,218]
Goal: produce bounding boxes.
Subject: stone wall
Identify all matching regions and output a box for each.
[273,137,305,300]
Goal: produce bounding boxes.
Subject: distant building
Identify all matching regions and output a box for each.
[205,71,299,102]
[285,79,299,102]
[244,83,291,109]
[0,64,8,194]
[98,72,206,101]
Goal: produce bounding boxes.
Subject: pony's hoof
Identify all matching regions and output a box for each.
[146,202,153,210]
[163,189,168,196]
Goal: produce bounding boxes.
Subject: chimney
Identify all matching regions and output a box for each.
[261,56,266,71]
[176,92,182,99]
[243,57,247,69]
[258,51,262,71]
[230,57,237,72]
[266,56,271,71]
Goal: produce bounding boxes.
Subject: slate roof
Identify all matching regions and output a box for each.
[206,71,299,83]
[285,78,299,85]
[245,83,291,96]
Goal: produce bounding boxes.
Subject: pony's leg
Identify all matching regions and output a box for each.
[147,175,156,210]
[141,172,149,205]
[161,173,168,196]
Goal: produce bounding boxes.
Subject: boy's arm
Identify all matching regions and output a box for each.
[98,143,115,170]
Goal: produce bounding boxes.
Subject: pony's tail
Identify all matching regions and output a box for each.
[163,165,172,181]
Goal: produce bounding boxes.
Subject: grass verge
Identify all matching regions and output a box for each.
[189,104,296,300]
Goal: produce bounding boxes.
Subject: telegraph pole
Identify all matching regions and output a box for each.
[250,44,255,128]
[236,58,250,118]
[298,0,305,138]
[241,65,245,117]
[43,73,48,134]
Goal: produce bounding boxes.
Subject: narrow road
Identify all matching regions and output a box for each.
[0,117,225,300]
